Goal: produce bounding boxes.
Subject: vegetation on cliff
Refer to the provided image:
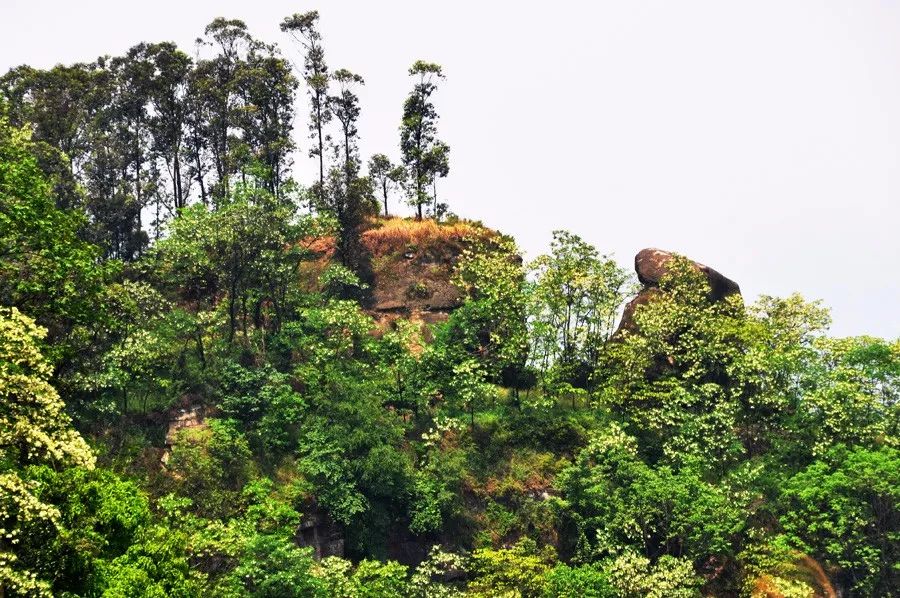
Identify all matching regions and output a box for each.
[0,11,897,598]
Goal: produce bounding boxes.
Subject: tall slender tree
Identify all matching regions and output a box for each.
[79,54,149,261]
[399,61,448,220]
[281,11,330,203]
[184,57,213,206]
[234,40,298,196]
[112,45,155,226]
[143,42,192,216]
[330,69,364,186]
[197,18,253,203]
[325,69,374,271]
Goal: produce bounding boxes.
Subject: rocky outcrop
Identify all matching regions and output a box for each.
[635,248,740,300]
[296,501,345,559]
[618,248,740,333]
[369,248,463,316]
[160,403,207,467]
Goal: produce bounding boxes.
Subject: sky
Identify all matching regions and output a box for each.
[2,0,899,338]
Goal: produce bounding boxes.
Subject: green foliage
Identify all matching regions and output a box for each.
[801,336,900,454]
[153,183,309,341]
[408,547,467,597]
[409,418,467,535]
[0,308,96,595]
[165,419,254,519]
[181,479,322,596]
[737,531,821,598]
[0,111,104,351]
[446,234,529,383]
[99,524,203,597]
[72,280,178,414]
[780,445,899,595]
[468,539,555,597]
[542,563,614,598]
[0,308,95,468]
[219,527,320,597]
[604,550,700,598]
[216,362,307,457]
[314,557,410,597]
[529,231,632,391]
[297,426,370,527]
[21,466,150,594]
[556,424,744,564]
[3,15,899,595]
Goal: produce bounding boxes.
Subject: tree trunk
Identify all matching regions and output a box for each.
[196,152,208,206]
[316,94,324,202]
[174,151,183,209]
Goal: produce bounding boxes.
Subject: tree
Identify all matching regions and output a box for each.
[154,181,308,343]
[323,69,375,272]
[799,336,900,455]
[183,58,214,206]
[81,48,156,261]
[0,307,95,469]
[447,234,529,383]
[196,18,254,203]
[424,140,450,219]
[235,42,298,197]
[281,11,330,202]
[399,61,448,220]
[143,42,192,220]
[780,445,899,595]
[84,281,175,414]
[0,109,104,349]
[367,153,405,217]
[111,46,156,244]
[528,231,632,393]
[330,69,364,185]
[557,424,745,566]
[0,63,104,186]
[165,419,254,519]
[0,308,95,595]
[14,466,154,596]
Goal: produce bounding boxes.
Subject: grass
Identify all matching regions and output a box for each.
[361,217,490,256]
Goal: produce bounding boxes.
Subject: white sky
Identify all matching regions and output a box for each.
[2,0,899,338]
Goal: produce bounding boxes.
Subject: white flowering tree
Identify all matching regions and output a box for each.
[0,308,94,596]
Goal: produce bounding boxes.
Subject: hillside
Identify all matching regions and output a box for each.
[0,11,897,598]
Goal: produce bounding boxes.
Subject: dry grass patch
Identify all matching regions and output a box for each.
[361,217,488,256]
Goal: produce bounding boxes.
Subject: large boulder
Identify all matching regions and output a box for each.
[635,248,740,300]
[617,248,740,333]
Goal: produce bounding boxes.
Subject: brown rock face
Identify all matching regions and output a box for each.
[617,248,740,333]
[617,288,660,334]
[635,248,740,300]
